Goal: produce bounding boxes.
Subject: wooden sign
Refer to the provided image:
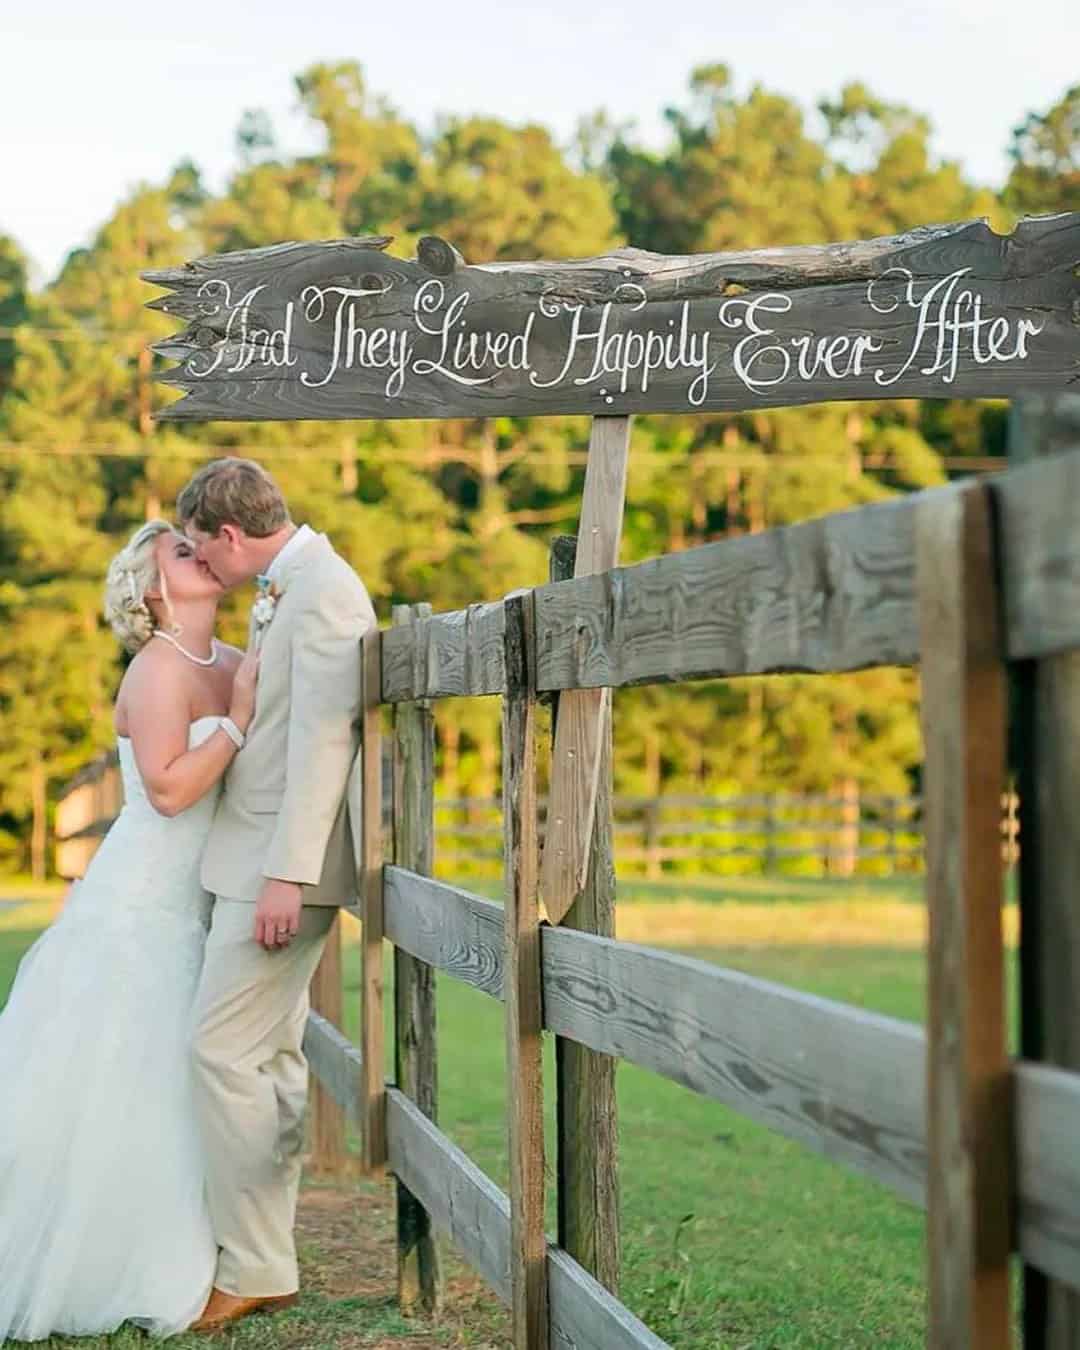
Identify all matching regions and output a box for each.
[144,214,1080,423]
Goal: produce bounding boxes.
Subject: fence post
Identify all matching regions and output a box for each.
[391,603,444,1317]
[644,801,661,879]
[540,415,631,922]
[309,916,346,1172]
[1007,392,1080,1349]
[549,536,621,1294]
[503,590,548,1350]
[839,778,859,877]
[917,481,1011,1349]
[763,792,777,874]
[360,627,386,1174]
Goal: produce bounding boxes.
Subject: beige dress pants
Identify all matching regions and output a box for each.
[191,899,335,1297]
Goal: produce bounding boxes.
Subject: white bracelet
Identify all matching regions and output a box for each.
[220,716,246,750]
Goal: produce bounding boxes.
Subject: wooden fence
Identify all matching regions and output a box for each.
[56,780,1019,883]
[52,401,1080,1347]
[294,400,1080,1348]
[433,791,1024,878]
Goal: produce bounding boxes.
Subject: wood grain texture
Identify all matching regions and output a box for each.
[1008,396,1080,1350]
[303,1011,364,1128]
[541,418,630,924]
[994,442,1080,662]
[548,534,621,1294]
[1017,1061,1080,1294]
[502,591,549,1349]
[309,916,347,1172]
[387,1086,512,1303]
[391,604,443,1317]
[535,492,920,688]
[541,926,927,1202]
[341,879,1080,1285]
[547,1249,669,1350]
[381,600,505,702]
[144,215,1080,422]
[917,483,1011,1348]
[376,450,1080,705]
[360,628,386,1173]
[380,493,919,703]
[303,1009,1080,1306]
[384,866,504,999]
[386,1087,666,1349]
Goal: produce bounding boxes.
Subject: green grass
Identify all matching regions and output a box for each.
[1,881,1017,1348]
[0,1296,435,1350]
[460,871,932,906]
[339,940,933,1348]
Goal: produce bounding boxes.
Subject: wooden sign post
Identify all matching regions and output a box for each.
[145,214,1080,928]
[145,213,1080,926]
[539,416,631,923]
[145,216,1080,424]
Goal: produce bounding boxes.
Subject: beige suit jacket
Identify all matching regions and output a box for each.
[201,532,375,906]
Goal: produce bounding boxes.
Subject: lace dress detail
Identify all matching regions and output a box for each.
[0,718,223,1342]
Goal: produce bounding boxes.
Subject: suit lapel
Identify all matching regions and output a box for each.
[276,532,331,591]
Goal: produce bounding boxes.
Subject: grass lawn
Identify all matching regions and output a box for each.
[1,878,1019,1348]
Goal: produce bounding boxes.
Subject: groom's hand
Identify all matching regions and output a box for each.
[254,878,303,950]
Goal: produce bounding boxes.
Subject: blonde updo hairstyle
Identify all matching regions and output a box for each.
[104,520,179,655]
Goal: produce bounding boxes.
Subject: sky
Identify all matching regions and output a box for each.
[2,0,1076,285]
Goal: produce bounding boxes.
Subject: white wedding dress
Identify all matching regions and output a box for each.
[0,718,222,1343]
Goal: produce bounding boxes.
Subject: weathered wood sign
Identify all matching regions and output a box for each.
[144,214,1080,422]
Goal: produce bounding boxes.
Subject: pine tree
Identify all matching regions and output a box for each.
[1005,84,1080,216]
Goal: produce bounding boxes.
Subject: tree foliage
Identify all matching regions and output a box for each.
[0,63,1074,875]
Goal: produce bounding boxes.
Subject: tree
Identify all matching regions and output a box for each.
[0,59,1048,876]
[294,61,421,234]
[1005,84,1080,216]
[821,82,999,237]
[608,66,847,255]
[0,234,28,417]
[414,116,619,262]
[0,450,114,877]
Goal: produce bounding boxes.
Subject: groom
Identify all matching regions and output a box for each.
[177,458,375,1333]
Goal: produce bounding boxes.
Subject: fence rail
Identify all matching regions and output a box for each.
[378,448,1080,707]
[53,401,1080,1348]
[55,782,1021,880]
[348,428,1080,1349]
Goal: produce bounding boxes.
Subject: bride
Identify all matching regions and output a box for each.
[0,519,257,1342]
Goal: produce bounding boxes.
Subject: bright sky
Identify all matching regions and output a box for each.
[3,0,1076,284]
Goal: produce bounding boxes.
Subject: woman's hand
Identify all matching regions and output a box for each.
[228,643,260,733]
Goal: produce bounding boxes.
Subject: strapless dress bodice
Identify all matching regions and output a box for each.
[64,716,224,933]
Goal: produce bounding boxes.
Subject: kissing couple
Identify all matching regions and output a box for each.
[0,457,376,1340]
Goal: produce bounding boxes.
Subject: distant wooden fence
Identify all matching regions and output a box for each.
[56,780,1017,883]
[434,790,1024,878]
[53,403,1080,1349]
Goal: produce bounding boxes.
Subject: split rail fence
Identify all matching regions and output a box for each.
[432,790,1023,878]
[57,782,1018,883]
[50,403,1080,1348]
[298,401,1080,1349]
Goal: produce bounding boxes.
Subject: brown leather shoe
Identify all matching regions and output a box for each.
[189,1285,299,1333]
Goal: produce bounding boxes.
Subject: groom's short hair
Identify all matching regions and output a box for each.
[176,458,289,538]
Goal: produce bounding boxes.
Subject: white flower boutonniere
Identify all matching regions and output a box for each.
[252,575,282,647]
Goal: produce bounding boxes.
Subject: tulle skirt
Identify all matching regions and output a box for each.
[0,894,216,1342]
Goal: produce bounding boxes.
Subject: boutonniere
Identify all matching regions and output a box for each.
[252,575,282,646]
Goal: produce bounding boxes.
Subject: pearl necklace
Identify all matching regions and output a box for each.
[153,631,219,667]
